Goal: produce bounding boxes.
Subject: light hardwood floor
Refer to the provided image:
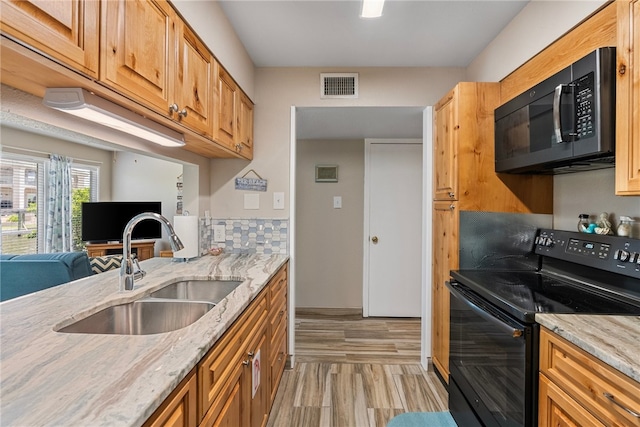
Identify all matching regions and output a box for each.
[266,309,449,427]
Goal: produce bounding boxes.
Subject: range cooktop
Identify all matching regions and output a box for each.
[451,229,640,323]
[450,269,640,323]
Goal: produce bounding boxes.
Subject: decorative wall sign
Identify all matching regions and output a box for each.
[235,169,267,191]
[315,165,338,182]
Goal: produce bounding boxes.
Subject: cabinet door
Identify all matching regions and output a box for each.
[246,325,269,427]
[433,87,458,201]
[0,0,99,77]
[174,21,214,137]
[431,201,458,382]
[237,91,254,159]
[616,0,640,195]
[201,362,247,427]
[102,0,174,114]
[215,65,238,150]
[144,370,197,427]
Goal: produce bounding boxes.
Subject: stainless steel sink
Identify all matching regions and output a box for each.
[148,279,243,303]
[57,299,215,335]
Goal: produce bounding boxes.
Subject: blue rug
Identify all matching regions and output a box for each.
[387,411,457,427]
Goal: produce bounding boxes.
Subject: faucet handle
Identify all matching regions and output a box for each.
[132,257,146,281]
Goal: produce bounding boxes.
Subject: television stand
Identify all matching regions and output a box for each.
[86,241,155,261]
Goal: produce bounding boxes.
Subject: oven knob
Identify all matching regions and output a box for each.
[544,237,554,247]
[631,252,640,263]
[615,249,630,262]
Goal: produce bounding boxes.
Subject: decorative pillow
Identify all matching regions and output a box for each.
[89,255,123,274]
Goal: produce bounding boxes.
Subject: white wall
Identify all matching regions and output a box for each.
[466,0,639,232]
[112,152,184,254]
[295,139,364,309]
[210,67,465,218]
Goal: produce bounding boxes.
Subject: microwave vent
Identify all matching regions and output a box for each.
[320,73,358,98]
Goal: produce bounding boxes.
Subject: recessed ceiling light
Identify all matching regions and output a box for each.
[361,0,385,18]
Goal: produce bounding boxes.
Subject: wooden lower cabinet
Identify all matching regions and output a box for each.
[147,262,288,427]
[539,328,640,427]
[144,370,197,427]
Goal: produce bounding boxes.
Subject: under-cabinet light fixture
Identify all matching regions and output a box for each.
[42,88,185,147]
[360,0,385,18]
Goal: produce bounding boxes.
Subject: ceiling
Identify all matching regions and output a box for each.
[218,0,529,68]
[219,0,529,139]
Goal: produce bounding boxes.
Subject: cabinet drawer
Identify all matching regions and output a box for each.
[198,291,267,420]
[539,373,606,427]
[269,293,286,334]
[269,266,287,304]
[540,328,640,426]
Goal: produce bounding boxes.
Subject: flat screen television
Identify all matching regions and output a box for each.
[81,201,162,243]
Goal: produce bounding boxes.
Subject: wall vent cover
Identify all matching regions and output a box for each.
[320,73,358,98]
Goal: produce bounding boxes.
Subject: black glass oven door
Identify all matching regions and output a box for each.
[448,281,537,427]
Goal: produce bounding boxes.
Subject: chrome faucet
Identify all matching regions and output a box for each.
[120,212,184,291]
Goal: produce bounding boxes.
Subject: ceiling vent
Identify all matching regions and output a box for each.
[320,73,358,99]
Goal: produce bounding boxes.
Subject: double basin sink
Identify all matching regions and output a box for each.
[57,279,243,335]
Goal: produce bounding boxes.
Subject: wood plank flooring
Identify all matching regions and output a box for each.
[266,309,449,427]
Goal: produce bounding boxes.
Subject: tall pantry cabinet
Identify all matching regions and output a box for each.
[431,82,553,382]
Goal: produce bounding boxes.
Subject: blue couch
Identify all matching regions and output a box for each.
[0,252,93,302]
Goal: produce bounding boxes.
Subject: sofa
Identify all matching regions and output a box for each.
[0,252,94,302]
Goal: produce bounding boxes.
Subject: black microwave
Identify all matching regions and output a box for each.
[495,47,616,174]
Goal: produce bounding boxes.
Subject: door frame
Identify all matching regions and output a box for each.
[362,138,422,317]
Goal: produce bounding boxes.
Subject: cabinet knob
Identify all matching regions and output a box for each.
[178,108,188,118]
[235,144,242,152]
[169,103,179,114]
[449,204,455,210]
[448,192,455,198]
[619,64,627,75]
[242,359,250,366]
[247,351,255,358]
[371,236,379,244]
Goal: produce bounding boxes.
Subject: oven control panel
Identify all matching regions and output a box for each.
[535,229,640,278]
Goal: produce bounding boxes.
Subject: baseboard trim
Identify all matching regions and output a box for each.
[295,307,363,318]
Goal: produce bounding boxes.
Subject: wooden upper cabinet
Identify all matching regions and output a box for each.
[616,0,640,195]
[174,21,214,137]
[101,0,174,113]
[0,0,99,77]
[215,65,238,150]
[433,87,458,201]
[238,91,254,159]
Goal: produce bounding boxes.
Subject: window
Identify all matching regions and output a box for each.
[0,153,98,255]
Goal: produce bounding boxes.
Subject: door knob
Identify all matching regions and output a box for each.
[371,236,378,244]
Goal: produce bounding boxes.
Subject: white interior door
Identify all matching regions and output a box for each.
[365,140,422,317]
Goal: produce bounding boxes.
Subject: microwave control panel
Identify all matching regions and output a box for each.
[574,72,595,139]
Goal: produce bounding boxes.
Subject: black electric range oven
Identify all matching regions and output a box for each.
[447,229,640,427]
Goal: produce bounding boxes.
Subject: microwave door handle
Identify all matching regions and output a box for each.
[553,84,565,143]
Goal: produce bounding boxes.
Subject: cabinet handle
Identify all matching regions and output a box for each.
[169,103,179,114]
[603,392,640,418]
[178,108,188,118]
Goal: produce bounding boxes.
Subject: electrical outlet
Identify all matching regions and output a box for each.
[273,192,284,210]
[213,225,226,242]
[333,196,342,209]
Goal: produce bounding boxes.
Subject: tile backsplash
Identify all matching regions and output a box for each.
[200,218,289,255]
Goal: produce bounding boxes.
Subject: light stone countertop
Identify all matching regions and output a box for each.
[536,314,640,383]
[0,253,288,427]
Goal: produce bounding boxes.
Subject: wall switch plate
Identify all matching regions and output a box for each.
[213,224,226,242]
[333,196,342,209]
[273,192,285,210]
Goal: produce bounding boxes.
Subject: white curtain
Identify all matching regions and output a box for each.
[45,154,73,252]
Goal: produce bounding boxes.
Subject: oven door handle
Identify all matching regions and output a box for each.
[447,281,525,339]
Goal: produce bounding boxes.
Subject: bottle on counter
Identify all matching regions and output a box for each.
[578,214,590,233]
[617,216,633,237]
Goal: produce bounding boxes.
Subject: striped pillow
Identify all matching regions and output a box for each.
[89,255,123,274]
